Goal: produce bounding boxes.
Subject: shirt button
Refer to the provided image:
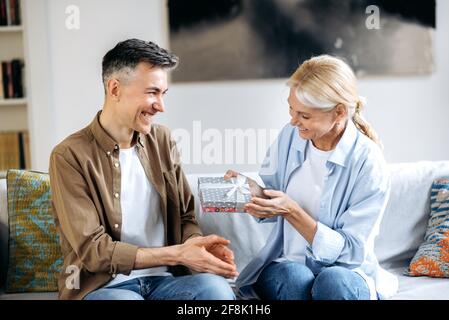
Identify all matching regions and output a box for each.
[114,145,119,150]
[112,273,116,278]
[114,193,119,198]
[114,162,119,168]
[107,151,111,156]
[114,223,119,229]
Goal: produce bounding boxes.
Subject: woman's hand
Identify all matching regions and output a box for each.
[224,169,239,180]
[244,189,300,219]
[244,189,318,245]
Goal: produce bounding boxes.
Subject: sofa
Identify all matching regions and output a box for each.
[1,161,449,300]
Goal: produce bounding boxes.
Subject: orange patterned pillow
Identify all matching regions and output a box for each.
[405,178,449,277]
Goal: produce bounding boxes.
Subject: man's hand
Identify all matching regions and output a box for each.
[178,235,238,278]
[206,242,235,266]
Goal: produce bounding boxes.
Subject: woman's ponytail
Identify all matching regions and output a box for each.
[351,99,383,149]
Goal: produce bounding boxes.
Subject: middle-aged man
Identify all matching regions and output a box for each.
[49,39,237,300]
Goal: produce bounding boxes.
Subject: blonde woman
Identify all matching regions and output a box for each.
[227,55,398,300]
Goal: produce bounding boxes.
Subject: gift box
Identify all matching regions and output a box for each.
[198,175,253,213]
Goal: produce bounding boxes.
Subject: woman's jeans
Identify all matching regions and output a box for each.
[84,273,235,300]
[253,261,371,300]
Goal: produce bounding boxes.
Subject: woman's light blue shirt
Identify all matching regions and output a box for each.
[236,120,398,300]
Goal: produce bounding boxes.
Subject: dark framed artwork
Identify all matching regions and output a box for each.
[168,0,436,82]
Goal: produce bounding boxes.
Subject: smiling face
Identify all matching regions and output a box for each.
[113,62,168,135]
[288,87,346,149]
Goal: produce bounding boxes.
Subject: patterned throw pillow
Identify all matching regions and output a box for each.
[405,178,449,277]
[5,170,63,292]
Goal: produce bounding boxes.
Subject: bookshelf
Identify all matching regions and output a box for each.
[0,97,26,105]
[0,25,21,32]
[0,0,30,171]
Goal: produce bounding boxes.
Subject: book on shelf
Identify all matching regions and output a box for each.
[0,131,30,171]
[22,130,30,170]
[1,59,24,99]
[0,67,3,99]
[0,0,21,26]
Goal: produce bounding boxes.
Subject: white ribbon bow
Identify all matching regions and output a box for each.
[225,174,251,199]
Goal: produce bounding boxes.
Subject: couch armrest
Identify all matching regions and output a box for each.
[0,178,8,290]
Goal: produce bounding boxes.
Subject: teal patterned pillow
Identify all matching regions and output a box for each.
[405,178,449,277]
[5,170,63,292]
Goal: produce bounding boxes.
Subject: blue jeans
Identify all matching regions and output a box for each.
[253,261,371,300]
[84,273,235,300]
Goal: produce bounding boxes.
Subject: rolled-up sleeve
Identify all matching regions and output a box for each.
[309,221,345,263]
[50,151,138,275]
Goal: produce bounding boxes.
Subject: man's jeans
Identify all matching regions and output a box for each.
[253,261,371,300]
[84,273,235,300]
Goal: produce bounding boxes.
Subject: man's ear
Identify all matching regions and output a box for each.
[106,78,121,102]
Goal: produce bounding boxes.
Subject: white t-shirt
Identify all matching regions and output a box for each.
[106,146,171,287]
[277,142,332,263]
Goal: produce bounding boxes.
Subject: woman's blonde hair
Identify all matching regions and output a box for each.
[287,54,382,148]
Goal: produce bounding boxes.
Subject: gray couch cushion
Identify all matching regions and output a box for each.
[386,263,449,300]
[0,178,8,289]
[375,161,449,265]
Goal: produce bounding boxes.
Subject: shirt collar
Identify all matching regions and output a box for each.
[291,127,307,164]
[291,119,358,168]
[328,119,357,167]
[90,111,145,154]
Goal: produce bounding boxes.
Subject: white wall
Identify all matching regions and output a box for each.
[25,0,449,173]
[24,0,166,171]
